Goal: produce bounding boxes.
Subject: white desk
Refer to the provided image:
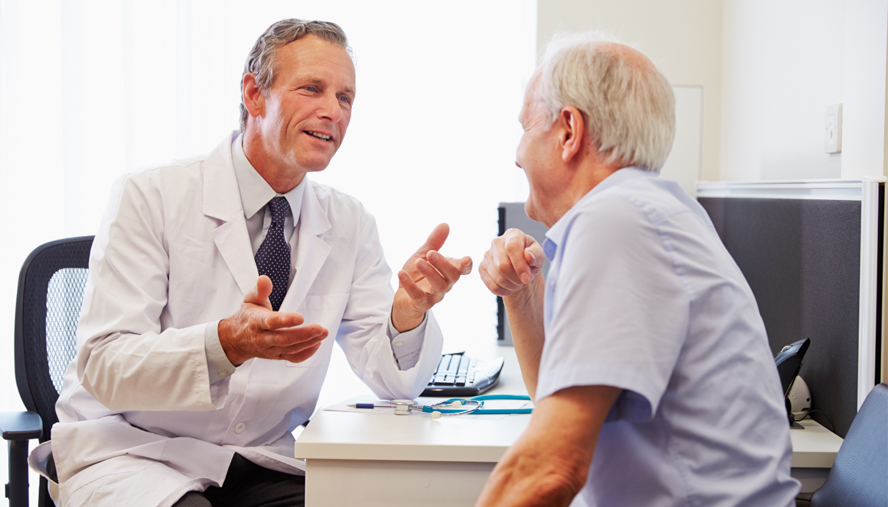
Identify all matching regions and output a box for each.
[790,419,845,493]
[295,346,843,506]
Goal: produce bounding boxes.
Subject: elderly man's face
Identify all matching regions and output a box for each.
[516,77,561,227]
[256,35,356,176]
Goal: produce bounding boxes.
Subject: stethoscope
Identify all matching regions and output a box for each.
[353,394,532,419]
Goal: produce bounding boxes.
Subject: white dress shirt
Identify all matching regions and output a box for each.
[203,136,426,382]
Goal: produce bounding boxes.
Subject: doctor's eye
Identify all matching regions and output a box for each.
[339,96,352,104]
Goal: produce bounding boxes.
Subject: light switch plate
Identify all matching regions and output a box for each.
[825,103,842,154]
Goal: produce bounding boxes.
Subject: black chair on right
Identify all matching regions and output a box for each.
[807,382,887,507]
[0,236,94,507]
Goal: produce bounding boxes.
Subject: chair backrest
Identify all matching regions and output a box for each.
[810,383,888,507]
[14,236,93,442]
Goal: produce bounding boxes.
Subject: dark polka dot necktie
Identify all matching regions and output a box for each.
[255,196,291,311]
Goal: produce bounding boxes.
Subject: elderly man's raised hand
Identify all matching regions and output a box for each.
[480,228,546,298]
[392,223,473,332]
[219,275,329,366]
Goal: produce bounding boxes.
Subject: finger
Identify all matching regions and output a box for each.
[504,231,533,283]
[425,250,462,281]
[428,251,474,281]
[484,243,526,291]
[283,341,323,363]
[413,223,450,257]
[416,257,450,293]
[398,270,429,304]
[267,324,328,348]
[479,260,521,296]
[491,238,525,287]
[281,332,327,354]
[261,311,305,330]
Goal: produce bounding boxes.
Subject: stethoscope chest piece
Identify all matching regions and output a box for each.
[391,399,415,415]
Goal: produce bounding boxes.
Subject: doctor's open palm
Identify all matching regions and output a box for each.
[218,275,329,366]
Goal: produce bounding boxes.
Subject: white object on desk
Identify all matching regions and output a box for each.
[789,419,844,493]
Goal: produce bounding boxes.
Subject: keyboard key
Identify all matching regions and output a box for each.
[458,356,470,374]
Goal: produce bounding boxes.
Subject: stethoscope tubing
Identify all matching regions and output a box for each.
[419,394,533,415]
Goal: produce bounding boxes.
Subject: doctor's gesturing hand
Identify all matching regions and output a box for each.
[392,223,473,332]
[218,275,329,366]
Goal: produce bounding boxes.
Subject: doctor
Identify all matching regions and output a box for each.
[45,19,471,507]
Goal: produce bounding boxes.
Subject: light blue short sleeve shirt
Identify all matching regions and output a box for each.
[538,168,800,507]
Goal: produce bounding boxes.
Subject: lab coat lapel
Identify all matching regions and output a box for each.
[281,179,332,310]
[204,134,258,297]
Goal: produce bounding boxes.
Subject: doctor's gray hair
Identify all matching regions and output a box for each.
[537,32,675,172]
[239,19,352,132]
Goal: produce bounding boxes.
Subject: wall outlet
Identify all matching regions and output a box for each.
[825,103,842,154]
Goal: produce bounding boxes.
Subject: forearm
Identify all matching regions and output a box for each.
[504,275,546,399]
[475,385,621,507]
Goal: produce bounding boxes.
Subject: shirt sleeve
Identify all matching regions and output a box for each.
[536,195,691,423]
[204,320,237,383]
[386,313,427,370]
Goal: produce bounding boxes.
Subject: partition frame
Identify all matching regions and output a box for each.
[696,178,882,410]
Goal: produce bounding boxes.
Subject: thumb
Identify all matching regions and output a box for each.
[245,275,274,309]
[524,243,545,272]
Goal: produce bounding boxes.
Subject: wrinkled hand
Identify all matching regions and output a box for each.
[479,228,545,297]
[219,275,329,365]
[392,223,472,332]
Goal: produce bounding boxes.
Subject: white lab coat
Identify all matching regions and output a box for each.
[41,133,443,507]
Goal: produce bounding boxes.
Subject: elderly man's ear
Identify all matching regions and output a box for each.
[558,105,586,163]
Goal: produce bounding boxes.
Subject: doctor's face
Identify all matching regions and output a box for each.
[254,35,356,178]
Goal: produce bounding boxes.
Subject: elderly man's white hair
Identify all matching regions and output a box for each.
[537,32,676,172]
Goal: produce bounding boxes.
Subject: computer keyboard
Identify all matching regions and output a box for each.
[421,351,504,397]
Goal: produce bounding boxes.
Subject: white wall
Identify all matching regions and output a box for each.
[0,2,537,502]
[720,0,888,181]
[536,0,724,182]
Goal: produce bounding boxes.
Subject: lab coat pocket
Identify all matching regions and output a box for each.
[286,293,349,368]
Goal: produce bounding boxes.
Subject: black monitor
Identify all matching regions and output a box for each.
[775,338,811,398]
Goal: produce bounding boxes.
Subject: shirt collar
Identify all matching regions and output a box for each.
[232,135,305,222]
[543,167,655,261]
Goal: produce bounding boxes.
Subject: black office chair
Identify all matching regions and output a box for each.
[804,382,888,507]
[0,236,94,507]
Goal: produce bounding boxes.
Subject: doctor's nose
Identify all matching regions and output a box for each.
[317,93,343,123]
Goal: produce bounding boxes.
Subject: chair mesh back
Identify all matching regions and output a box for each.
[45,269,89,392]
[15,237,93,441]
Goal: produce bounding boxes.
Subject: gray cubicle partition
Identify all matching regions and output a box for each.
[697,179,884,438]
[499,180,884,438]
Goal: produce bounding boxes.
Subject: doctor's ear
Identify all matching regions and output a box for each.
[242,74,265,119]
[558,106,585,163]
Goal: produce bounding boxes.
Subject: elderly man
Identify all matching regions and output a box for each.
[476,34,800,506]
[42,19,471,507]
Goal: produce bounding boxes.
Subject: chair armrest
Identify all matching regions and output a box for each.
[0,411,43,441]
